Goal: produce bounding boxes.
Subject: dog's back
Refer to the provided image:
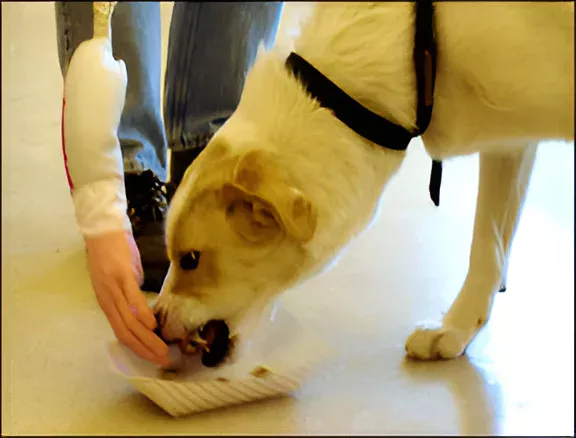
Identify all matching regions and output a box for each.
[294,2,574,156]
[430,2,574,154]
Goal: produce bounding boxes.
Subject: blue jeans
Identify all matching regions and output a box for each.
[55,1,283,183]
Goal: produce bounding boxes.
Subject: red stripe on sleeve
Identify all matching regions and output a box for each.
[61,97,74,191]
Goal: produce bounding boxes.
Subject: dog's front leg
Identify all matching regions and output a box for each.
[405,144,537,360]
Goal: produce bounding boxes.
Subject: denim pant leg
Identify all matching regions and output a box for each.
[164,2,283,184]
[55,1,167,181]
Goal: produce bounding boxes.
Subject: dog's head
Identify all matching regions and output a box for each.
[152,48,407,342]
[154,136,318,341]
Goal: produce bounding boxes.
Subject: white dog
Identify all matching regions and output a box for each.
[154,2,574,360]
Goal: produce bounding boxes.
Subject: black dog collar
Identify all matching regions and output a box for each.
[285,0,442,206]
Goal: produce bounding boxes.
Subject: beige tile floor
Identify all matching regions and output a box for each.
[2,2,574,435]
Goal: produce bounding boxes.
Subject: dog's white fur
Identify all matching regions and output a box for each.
[155,2,574,360]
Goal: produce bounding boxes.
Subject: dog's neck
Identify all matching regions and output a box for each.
[229,4,419,270]
[294,2,418,132]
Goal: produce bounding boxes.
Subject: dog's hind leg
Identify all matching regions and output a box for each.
[497,154,534,293]
[405,144,537,360]
[499,264,508,292]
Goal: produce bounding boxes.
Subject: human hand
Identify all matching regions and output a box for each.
[85,230,171,367]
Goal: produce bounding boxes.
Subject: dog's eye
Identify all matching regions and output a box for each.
[180,251,200,271]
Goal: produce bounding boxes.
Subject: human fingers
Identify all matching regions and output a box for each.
[112,275,169,357]
[95,282,171,367]
[121,270,158,331]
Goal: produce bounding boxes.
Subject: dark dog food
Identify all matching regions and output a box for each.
[198,320,231,368]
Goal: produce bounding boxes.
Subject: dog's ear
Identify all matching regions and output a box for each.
[220,150,317,243]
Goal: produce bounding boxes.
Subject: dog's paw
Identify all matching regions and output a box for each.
[405,321,474,360]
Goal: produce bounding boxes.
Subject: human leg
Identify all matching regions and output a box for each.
[163,2,283,185]
[55,1,171,292]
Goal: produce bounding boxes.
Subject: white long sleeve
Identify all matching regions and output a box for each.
[62,37,131,237]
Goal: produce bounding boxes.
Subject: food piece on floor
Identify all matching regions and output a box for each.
[250,365,271,378]
[215,377,230,382]
[159,369,178,380]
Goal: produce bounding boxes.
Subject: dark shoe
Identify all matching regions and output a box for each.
[125,170,176,293]
[127,134,213,292]
[169,132,213,186]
